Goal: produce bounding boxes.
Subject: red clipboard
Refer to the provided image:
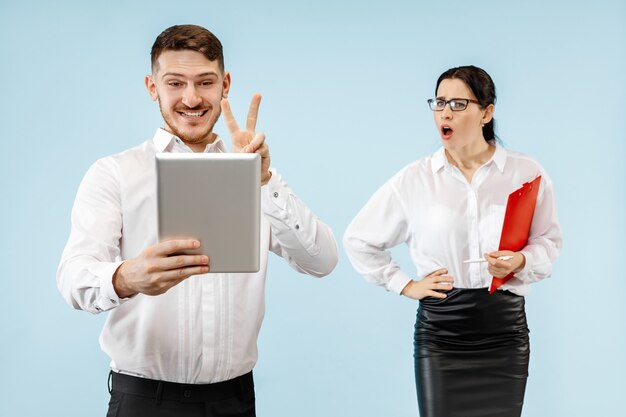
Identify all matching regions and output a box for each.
[489,175,541,293]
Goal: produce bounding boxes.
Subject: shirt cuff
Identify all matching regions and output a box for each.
[261,168,321,256]
[388,270,413,295]
[514,250,534,282]
[261,168,288,214]
[88,261,125,311]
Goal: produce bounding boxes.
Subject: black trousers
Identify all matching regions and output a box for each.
[414,288,530,417]
[106,371,255,417]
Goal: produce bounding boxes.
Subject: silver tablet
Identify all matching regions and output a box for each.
[156,152,261,273]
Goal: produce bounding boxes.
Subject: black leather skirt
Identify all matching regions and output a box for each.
[414,288,530,417]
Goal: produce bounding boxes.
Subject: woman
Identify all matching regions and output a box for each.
[343,65,562,417]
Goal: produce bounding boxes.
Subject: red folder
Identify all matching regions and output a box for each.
[489,175,541,293]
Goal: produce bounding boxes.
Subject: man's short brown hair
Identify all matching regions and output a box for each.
[151,24,224,73]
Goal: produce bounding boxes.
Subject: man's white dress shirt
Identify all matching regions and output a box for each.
[343,142,562,296]
[57,128,338,384]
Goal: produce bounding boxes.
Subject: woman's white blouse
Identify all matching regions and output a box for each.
[343,143,562,296]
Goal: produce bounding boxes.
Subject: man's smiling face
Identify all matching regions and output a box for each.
[146,49,230,150]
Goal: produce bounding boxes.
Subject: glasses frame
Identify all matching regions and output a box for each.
[427,98,481,112]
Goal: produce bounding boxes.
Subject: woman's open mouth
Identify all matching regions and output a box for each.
[441,124,454,140]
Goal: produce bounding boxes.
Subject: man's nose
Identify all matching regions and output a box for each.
[182,85,202,108]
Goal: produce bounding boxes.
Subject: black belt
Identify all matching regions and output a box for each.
[109,371,254,404]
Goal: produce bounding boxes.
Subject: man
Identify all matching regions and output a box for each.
[57,24,338,417]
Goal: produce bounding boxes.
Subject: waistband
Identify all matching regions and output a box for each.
[419,287,523,308]
[109,371,254,404]
[416,288,527,343]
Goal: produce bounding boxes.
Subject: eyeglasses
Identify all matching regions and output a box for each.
[427,98,481,112]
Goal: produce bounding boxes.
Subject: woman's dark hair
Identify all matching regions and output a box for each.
[435,65,497,141]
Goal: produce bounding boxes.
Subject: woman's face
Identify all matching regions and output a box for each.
[434,78,494,152]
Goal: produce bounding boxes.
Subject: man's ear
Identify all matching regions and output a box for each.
[145,75,158,101]
[222,71,231,99]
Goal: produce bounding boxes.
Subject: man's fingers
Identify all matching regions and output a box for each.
[255,143,268,157]
[250,132,266,151]
[161,254,209,271]
[145,266,211,295]
[151,239,200,257]
[221,98,240,134]
[245,94,262,132]
[163,265,210,280]
[243,132,266,153]
[222,94,262,140]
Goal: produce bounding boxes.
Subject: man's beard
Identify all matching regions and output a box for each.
[159,101,221,145]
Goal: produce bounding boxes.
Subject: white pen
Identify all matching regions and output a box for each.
[463,255,514,264]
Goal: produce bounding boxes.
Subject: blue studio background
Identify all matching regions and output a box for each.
[1,1,624,416]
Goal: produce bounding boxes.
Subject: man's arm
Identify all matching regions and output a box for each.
[57,158,126,313]
[263,170,338,277]
[221,94,338,277]
[57,158,212,313]
[112,239,209,298]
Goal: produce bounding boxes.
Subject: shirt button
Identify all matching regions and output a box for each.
[273,192,279,198]
[183,390,192,398]
[295,224,300,230]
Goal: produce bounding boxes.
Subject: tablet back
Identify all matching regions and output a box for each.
[156,152,261,273]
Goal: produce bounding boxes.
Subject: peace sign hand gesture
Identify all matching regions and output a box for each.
[221,94,271,185]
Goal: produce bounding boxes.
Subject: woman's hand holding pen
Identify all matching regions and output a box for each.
[484,251,526,278]
[401,268,454,300]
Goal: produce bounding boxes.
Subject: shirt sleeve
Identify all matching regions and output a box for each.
[343,179,413,294]
[514,173,563,284]
[262,168,338,277]
[56,158,127,314]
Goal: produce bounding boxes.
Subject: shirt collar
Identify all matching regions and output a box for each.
[430,140,508,174]
[152,128,227,153]
[430,147,448,174]
[491,141,507,173]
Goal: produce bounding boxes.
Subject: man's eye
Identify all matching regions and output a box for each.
[168,82,183,87]
[435,100,446,108]
[200,81,214,87]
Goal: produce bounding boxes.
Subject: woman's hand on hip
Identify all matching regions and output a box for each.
[401,268,454,300]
